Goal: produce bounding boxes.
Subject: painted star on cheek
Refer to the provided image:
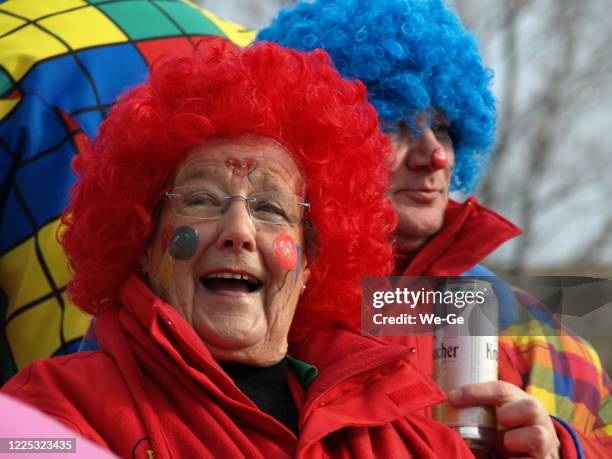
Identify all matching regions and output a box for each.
[169,226,199,260]
[274,234,297,271]
[155,251,175,296]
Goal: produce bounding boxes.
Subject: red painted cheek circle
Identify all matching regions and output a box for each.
[274,234,297,271]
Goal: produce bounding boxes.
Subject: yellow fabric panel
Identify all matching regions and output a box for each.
[0,24,68,81]
[583,339,604,368]
[201,8,256,47]
[5,296,62,369]
[38,6,128,50]
[526,336,550,350]
[61,292,91,343]
[0,98,20,120]
[527,385,557,416]
[506,333,547,349]
[39,219,71,286]
[0,236,51,316]
[0,186,91,369]
[0,11,26,35]
[0,0,86,20]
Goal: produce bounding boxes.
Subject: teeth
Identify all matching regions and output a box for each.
[204,272,259,283]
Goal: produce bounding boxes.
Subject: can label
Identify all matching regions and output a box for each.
[432,279,499,443]
[433,335,498,431]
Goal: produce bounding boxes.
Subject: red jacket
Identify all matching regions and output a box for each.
[386,196,610,458]
[384,197,522,389]
[3,274,478,458]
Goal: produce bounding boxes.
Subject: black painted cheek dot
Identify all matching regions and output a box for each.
[169,226,199,260]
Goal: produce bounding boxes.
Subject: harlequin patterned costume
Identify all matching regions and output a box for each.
[0,0,254,384]
[390,196,612,457]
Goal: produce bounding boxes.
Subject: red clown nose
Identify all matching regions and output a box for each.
[431,148,449,169]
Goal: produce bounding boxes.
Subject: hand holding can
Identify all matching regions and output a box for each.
[432,278,499,457]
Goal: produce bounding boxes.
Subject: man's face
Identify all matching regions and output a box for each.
[387,112,455,255]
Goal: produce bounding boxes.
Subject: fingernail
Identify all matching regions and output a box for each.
[448,389,462,402]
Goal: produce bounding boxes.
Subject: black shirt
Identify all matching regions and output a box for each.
[219,358,299,435]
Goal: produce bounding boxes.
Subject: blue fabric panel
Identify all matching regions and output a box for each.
[0,96,70,162]
[77,43,149,106]
[0,188,31,252]
[73,109,104,139]
[13,140,75,228]
[21,54,99,114]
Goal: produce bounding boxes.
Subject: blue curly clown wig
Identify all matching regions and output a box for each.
[258,0,496,191]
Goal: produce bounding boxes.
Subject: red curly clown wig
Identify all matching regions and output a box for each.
[61,38,396,340]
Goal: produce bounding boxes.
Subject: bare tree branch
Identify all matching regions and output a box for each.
[509,0,579,273]
[575,216,612,267]
[479,0,522,207]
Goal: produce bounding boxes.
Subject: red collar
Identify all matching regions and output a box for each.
[112,275,250,403]
[401,196,521,276]
[110,276,444,437]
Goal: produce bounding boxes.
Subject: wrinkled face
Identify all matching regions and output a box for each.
[387,112,455,255]
[142,136,310,366]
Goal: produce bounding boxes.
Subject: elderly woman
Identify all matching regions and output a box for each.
[2,39,477,458]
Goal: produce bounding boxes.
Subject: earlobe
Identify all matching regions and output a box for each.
[139,250,151,277]
[301,263,311,289]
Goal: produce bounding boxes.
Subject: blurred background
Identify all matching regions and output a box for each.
[200,0,612,369]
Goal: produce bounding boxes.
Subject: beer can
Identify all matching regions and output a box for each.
[432,278,499,454]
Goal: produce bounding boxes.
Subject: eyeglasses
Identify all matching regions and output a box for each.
[165,186,310,225]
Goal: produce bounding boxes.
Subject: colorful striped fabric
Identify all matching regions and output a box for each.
[500,288,612,451]
[0,0,255,385]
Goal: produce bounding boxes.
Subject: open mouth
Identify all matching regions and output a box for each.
[200,271,263,294]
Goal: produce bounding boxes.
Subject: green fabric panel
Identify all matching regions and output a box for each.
[530,363,556,392]
[99,1,181,40]
[0,67,13,97]
[599,393,612,423]
[156,1,223,36]
[556,395,578,425]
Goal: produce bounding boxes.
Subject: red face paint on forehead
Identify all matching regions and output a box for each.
[225,157,257,178]
[274,234,297,271]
